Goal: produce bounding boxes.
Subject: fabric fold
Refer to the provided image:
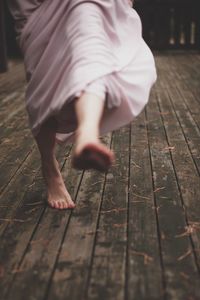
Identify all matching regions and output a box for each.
[8,0,157,144]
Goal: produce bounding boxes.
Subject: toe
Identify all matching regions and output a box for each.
[48,197,75,210]
[63,203,69,209]
[55,201,60,209]
[58,201,64,209]
[60,201,64,210]
[61,200,67,209]
[69,201,75,209]
[48,200,55,209]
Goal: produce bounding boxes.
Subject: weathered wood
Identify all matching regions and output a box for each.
[0,63,25,95]
[146,89,200,299]
[168,86,200,173]
[0,63,26,141]
[0,144,73,300]
[157,87,200,265]
[155,54,200,168]
[87,126,129,300]
[2,134,111,300]
[0,128,36,194]
[0,88,25,122]
[0,107,28,145]
[0,52,200,300]
[126,111,164,300]
[46,135,112,300]
[156,55,200,267]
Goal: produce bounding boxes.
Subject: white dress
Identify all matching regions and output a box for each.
[8,0,157,144]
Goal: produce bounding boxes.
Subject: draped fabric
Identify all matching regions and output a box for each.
[8,0,157,144]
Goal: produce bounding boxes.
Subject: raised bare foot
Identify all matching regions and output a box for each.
[41,157,75,210]
[72,129,115,172]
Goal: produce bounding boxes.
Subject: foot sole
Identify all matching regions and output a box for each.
[72,144,114,172]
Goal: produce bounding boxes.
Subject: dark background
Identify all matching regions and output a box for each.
[1,0,200,62]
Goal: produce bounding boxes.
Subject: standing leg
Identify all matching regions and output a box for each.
[35,118,75,210]
[72,92,115,171]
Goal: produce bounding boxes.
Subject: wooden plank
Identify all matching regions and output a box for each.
[176,87,200,134]
[155,52,200,271]
[0,62,26,142]
[0,143,74,300]
[0,128,36,194]
[167,86,200,173]
[0,62,25,91]
[0,52,200,300]
[127,111,164,299]
[0,146,37,228]
[176,54,200,88]
[0,70,33,193]
[0,104,28,144]
[155,53,200,155]
[0,87,25,122]
[170,54,200,108]
[45,135,112,300]
[5,135,111,300]
[87,126,130,300]
[146,88,200,299]
[157,86,200,263]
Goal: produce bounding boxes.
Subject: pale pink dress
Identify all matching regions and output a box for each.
[8,0,157,144]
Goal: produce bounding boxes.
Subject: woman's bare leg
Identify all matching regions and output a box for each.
[72,92,114,171]
[35,118,75,210]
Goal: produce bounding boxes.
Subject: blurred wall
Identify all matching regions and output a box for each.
[3,0,200,57]
[4,3,21,57]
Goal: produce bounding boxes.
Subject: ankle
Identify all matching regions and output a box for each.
[41,155,59,170]
[76,126,99,139]
[41,151,55,162]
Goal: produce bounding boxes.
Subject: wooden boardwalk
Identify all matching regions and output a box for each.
[0,52,200,300]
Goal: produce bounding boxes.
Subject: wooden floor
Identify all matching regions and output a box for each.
[0,52,200,300]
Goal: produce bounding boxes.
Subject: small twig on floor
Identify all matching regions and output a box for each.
[25,207,41,214]
[131,161,141,169]
[154,187,166,193]
[130,200,145,204]
[180,272,190,280]
[28,182,36,189]
[11,267,27,274]
[177,249,192,261]
[152,205,162,213]
[131,250,153,265]
[175,223,200,238]
[0,218,30,223]
[90,181,102,187]
[188,221,200,229]
[132,193,151,200]
[101,208,127,214]
[163,146,175,152]
[161,232,166,240]
[30,238,50,247]
[113,222,127,228]
[86,229,102,235]
[25,201,44,206]
[105,198,116,205]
